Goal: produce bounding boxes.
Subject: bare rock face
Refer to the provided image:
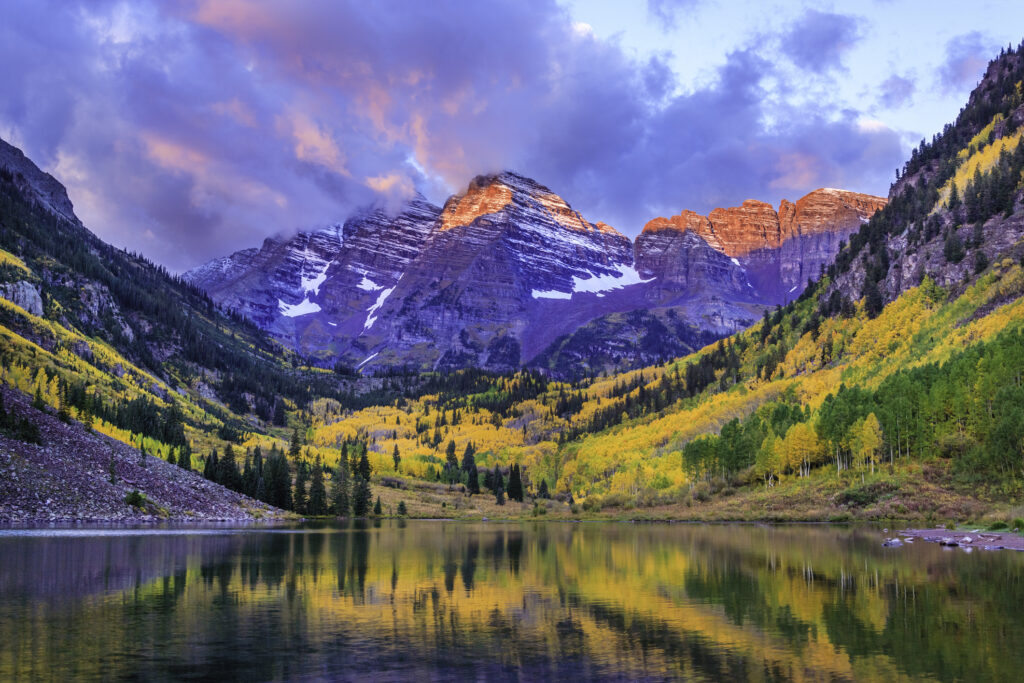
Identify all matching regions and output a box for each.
[0,281,43,317]
[187,174,885,375]
[0,138,79,225]
[641,188,886,302]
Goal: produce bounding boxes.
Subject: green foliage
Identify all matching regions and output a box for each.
[124,490,146,508]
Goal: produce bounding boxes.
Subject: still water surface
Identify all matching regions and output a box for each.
[1,521,1023,681]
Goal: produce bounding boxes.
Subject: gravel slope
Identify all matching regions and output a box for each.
[0,386,285,524]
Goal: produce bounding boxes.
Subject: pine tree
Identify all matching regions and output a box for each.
[308,456,327,515]
[493,465,505,505]
[392,443,401,473]
[397,500,407,516]
[538,479,550,499]
[332,455,351,516]
[507,464,524,502]
[461,443,479,495]
[242,451,255,496]
[352,475,372,516]
[167,447,177,467]
[373,496,383,516]
[177,444,192,471]
[203,448,218,481]
[139,439,148,469]
[294,460,309,514]
[218,444,241,492]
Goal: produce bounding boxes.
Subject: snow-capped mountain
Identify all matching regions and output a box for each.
[185,172,885,375]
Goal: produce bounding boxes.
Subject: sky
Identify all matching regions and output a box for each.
[1,0,1022,272]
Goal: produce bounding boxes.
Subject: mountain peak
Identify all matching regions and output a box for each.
[438,170,624,237]
[0,137,79,225]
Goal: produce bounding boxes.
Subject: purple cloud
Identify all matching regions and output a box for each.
[780,10,862,73]
[0,0,904,271]
[939,32,995,93]
[877,74,916,109]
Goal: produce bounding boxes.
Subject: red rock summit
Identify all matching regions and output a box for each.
[644,189,887,258]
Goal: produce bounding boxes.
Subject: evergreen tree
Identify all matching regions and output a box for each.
[332,455,351,516]
[308,456,327,515]
[218,443,241,491]
[944,229,965,263]
[538,479,550,499]
[461,443,480,495]
[492,465,505,505]
[352,475,372,517]
[242,451,255,496]
[392,443,401,473]
[167,447,176,467]
[397,500,407,516]
[177,444,191,471]
[139,439,148,469]
[373,496,383,516]
[203,448,218,481]
[273,400,287,426]
[507,464,524,502]
[108,453,117,485]
[294,460,309,514]
[265,448,293,511]
[445,439,458,471]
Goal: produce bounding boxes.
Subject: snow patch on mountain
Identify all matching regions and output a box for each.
[279,297,321,317]
[532,265,652,300]
[364,286,395,330]
[357,276,383,291]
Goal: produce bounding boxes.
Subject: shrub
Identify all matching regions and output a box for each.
[1012,517,1024,531]
[125,490,146,508]
[988,520,1008,530]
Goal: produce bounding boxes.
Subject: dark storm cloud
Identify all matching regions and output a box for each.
[0,0,904,270]
[877,74,916,109]
[939,32,995,93]
[780,10,862,73]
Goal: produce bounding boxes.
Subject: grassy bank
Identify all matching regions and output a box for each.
[361,459,1022,526]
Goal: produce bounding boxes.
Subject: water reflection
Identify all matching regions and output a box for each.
[1,521,1023,681]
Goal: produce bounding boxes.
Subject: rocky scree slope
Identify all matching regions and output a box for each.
[0,387,281,524]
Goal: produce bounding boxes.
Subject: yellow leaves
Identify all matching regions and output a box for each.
[850,413,883,470]
[937,113,1022,208]
[0,248,31,274]
[780,422,823,473]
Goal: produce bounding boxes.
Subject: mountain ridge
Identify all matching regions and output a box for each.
[186,175,885,375]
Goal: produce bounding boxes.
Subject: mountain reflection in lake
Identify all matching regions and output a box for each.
[2,521,1022,681]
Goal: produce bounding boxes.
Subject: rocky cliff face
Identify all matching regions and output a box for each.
[186,175,885,375]
[0,138,79,225]
[641,188,886,302]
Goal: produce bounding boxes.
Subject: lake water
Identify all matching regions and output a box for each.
[1,521,1023,681]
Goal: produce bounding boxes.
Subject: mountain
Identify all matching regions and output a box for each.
[0,135,377,521]
[267,43,1024,522]
[187,173,884,375]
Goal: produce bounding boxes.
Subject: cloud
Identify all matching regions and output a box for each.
[0,0,905,271]
[780,10,862,73]
[939,32,994,93]
[646,0,701,30]
[877,74,916,109]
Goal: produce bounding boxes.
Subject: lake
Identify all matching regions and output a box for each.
[1,521,1022,681]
